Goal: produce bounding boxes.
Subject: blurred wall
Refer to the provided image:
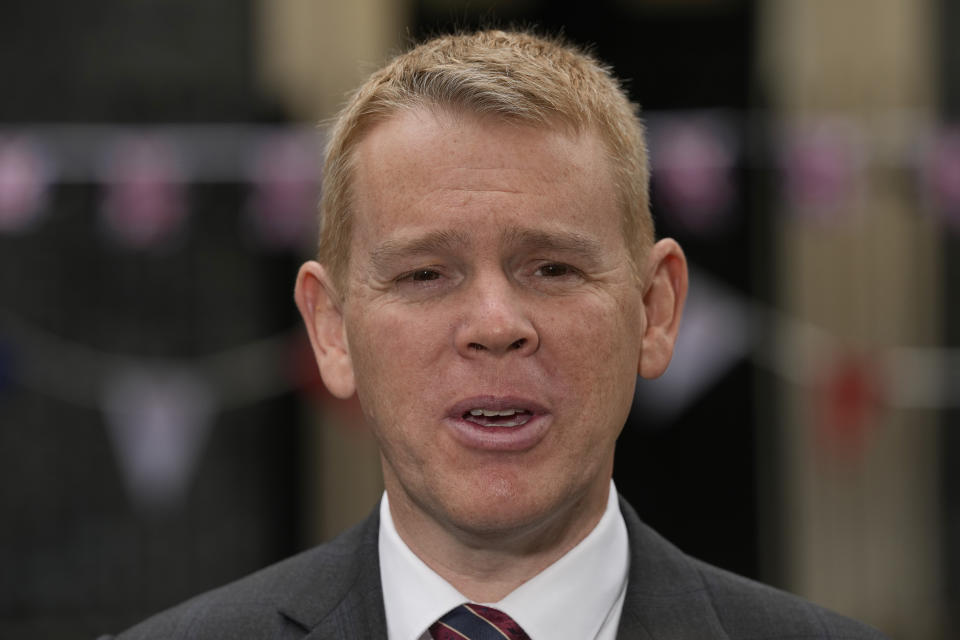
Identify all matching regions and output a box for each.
[760,0,942,635]
[255,0,410,123]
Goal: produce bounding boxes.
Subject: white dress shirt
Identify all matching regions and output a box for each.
[379,480,629,640]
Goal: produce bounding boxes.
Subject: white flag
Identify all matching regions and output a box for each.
[102,365,215,513]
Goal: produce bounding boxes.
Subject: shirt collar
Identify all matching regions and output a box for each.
[378,493,467,640]
[378,481,629,640]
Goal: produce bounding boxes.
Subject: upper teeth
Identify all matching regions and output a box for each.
[470,409,521,417]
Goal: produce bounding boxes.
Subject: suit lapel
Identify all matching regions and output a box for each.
[300,579,386,640]
[616,497,730,640]
[277,508,388,639]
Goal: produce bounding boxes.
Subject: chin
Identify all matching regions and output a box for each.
[438,473,569,538]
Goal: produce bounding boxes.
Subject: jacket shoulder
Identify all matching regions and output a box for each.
[102,511,382,640]
[690,557,888,640]
[617,496,888,640]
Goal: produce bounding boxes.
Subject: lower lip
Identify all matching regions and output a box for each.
[444,413,551,451]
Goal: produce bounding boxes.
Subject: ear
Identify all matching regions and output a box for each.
[294,261,356,399]
[638,239,688,379]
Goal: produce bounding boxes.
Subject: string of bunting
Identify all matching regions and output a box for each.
[1,112,959,248]
[3,283,958,416]
[0,308,316,512]
[2,270,958,467]
[0,124,322,252]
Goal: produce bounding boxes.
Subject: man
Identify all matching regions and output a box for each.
[104,30,887,639]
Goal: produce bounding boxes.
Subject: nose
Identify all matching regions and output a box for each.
[454,275,539,358]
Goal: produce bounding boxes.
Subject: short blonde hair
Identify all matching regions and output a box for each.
[318,29,653,291]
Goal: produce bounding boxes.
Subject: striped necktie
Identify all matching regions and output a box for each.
[429,603,530,640]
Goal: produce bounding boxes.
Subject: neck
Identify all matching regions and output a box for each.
[386,478,611,603]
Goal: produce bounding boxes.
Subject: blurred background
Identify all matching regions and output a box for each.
[0,0,955,637]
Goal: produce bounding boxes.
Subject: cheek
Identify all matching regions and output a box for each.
[547,298,641,415]
[345,307,446,432]
[348,306,433,375]
[554,298,640,371]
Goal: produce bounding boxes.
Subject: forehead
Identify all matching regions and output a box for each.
[356,108,606,184]
[348,108,622,259]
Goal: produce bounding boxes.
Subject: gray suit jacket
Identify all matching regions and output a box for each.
[102,497,888,639]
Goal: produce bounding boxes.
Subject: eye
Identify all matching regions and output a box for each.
[389,264,457,299]
[535,263,575,277]
[408,269,440,281]
[396,268,444,285]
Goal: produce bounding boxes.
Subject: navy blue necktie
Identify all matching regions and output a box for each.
[429,603,530,640]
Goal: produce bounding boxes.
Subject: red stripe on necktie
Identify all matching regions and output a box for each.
[429,604,530,640]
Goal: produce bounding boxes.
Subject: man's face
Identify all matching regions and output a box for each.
[340,108,646,540]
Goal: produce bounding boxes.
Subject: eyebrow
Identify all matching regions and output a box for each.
[367,226,605,271]
[501,228,604,259]
[368,229,471,270]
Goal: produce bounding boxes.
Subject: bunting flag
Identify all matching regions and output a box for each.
[650,114,737,234]
[781,119,863,221]
[98,135,188,250]
[817,352,883,462]
[287,332,325,399]
[633,270,752,420]
[920,127,960,227]
[286,333,365,428]
[101,365,216,513]
[245,133,319,253]
[0,136,54,233]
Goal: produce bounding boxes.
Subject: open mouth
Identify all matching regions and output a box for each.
[462,408,533,428]
[446,397,549,450]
